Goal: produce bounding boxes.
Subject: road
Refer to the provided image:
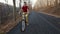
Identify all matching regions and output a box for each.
[7,11,60,34]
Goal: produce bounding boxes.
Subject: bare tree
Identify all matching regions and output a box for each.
[13,0,16,21]
[0,5,2,24]
[47,0,49,6]
[58,0,60,4]
[59,0,60,5]
[5,0,11,17]
[59,0,60,3]
[19,0,21,9]
[55,0,58,5]
[49,0,51,7]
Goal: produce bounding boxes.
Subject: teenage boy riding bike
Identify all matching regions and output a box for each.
[21,2,29,25]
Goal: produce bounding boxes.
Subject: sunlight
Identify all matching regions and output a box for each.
[0,0,37,7]
[0,0,13,6]
[30,0,37,7]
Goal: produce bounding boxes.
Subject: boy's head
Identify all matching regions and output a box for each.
[24,2,27,5]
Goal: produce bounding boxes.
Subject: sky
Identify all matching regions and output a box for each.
[0,0,37,7]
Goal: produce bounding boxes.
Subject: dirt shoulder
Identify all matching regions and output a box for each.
[0,16,21,33]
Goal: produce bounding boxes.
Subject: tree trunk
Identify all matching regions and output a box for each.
[13,0,16,21]
[59,0,60,4]
[0,5,2,24]
[55,0,58,5]
[47,0,49,6]
[19,0,21,9]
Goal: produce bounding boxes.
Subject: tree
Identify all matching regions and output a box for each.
[59,0,60,4]
[47,0,49,6]
[19,0,21,9]
[55,0,58,5]
[0,5,2,24]
[13,0,16,21]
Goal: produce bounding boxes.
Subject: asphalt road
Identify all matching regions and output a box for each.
[7,11,60,34]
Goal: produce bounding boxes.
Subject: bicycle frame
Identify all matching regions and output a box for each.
[21,12,29,31]
[21,12,26,31]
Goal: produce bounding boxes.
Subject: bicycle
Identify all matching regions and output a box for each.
[21,12,28,32]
